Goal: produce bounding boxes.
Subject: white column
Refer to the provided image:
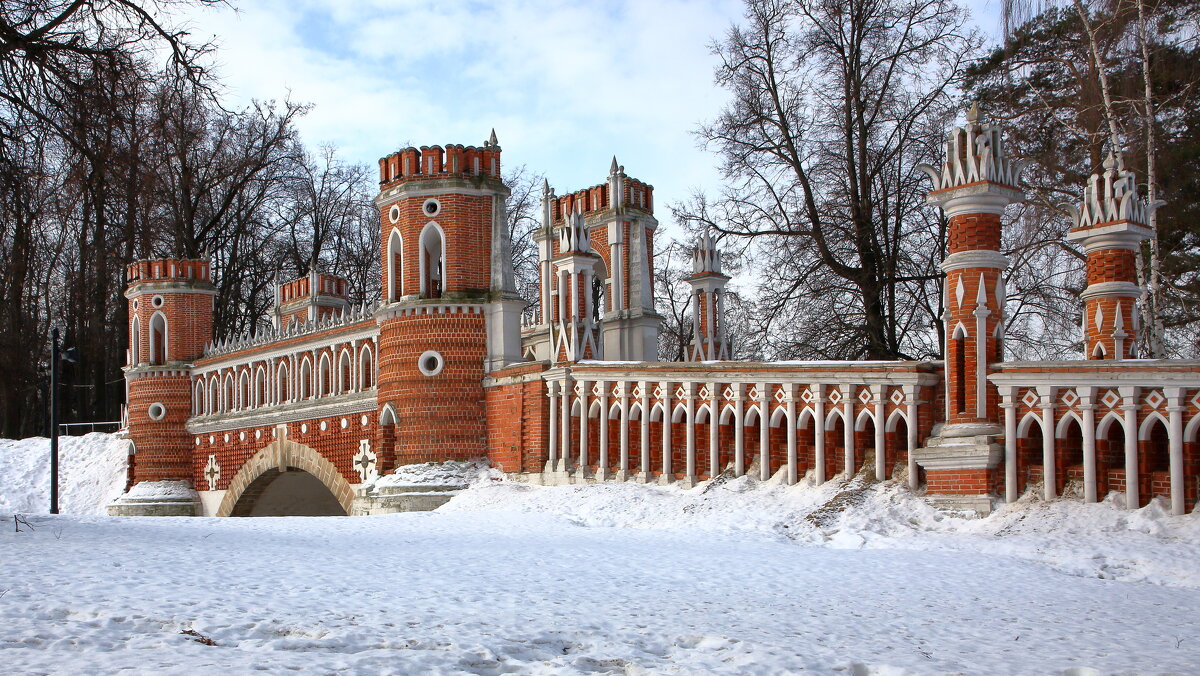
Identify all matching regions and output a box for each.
[685,389,696,483]
[786,393,797,485]
[577,379,589,479]
[873,386,886,481]
[1000,388,1017,503]
[814,384,826,484]
[619,385,630,479]
[559,378,571,473]
[904,385,919,491]
[1121,387,1140,509]
[709,384,720,478]
[639,382,651,482]
[1080,387,1097,504]
[842,385,854,478]
[1039,389,1056,500]
[661,382,673,482]
[758,382,770,481]
[1167,387,1186,516]
[547,381,558,474]
[733,387,745,477]
[598,381,609,481]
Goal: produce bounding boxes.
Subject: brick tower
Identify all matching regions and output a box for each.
[1065,153,1155,359]
[111,258,215,516]
[913,105,1026,513]
[374,131,523,465]
[685,227,731,361]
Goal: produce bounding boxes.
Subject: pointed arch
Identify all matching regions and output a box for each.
[854,408,876,432]
[743,404,762,426]
[1092,342,1107,358]
[719,404,737,425]
[379,403,398,426]
[885,408,908,433]
[277,362,291,403]
[951,322,969,339]
[419,221,447,299]
[649,402,665,422]
[238,369,251,410]
[695,403,713,425]
[299,357,313,400]
[671,403,688,423]
[796,406,815,429]
[318,353,333,397]
[254,366,267,408]
[1139,411,1170,441]
[359,344,374,390]
[824,408,845,431]
[208,374,219,414]
[1055,411,1083,439]
[588,400,603,418]
[130,316,141,365]
[571,398,583,416]
[194,379,205,415]
[223,371,235,413]
[1017,412,1043,438]
[338,348,353,393]
[1185,413,1200,444]
[608,401,622,420]
[769,405,787,428]
[148,311,168,365]
[387,227,404,301]
[1096,411,1125,439]
[628,402,643,421]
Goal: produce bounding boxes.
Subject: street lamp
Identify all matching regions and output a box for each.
[49,326,79,515]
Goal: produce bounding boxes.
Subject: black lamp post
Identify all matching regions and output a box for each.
[48,327,79,515]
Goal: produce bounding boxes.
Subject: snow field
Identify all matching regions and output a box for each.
[2,435,1199,673]
[0,433,128,515]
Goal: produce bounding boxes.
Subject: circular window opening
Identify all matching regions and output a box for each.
[151,295,164,308]
[418,350,444,377]
[132,299,139,311]
[422,198,441,217]
[388,204,401,224]
[148,403,167,421]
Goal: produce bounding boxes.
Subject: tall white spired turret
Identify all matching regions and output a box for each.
[685,228,731,361]
[1064,153,1156,360]
[551,208,604,362]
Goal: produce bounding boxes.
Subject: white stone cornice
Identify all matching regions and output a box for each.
[941,250,1010,273]
[187,390,377,434]
[1080,281,1142,301]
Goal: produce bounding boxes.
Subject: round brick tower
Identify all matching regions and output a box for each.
[912,105,1026,513]
[374,131,523,465]
[111,258,215,516]
[1065,153,1154,360]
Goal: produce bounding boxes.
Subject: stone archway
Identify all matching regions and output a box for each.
[216,427,355,517]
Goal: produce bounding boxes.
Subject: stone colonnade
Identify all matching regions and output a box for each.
[540,364,939,489]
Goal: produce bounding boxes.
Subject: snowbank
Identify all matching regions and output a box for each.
[0,433,127,515]
[370,458,501,489]
[442,472,1200,588]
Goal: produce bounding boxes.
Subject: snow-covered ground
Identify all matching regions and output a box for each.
[0,433,127,514]
[2,434,1199,674]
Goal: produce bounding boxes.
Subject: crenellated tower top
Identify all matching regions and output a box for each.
[919,103,1026,219]
[377,130,503,188]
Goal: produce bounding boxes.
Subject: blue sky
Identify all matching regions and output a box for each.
[180,0,1003,239]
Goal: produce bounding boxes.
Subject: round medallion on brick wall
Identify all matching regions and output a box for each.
[418,350,444,377]
[239,431,246,442]
[148,403,167,421]
[388,204,400,224]
[301,423,309,434]
[132,299,139,310]
[341,418,348,429]
[422,198,441,217]
[223,433,230,443]
[255,429,262,440]
[360,415,369,426]
[320,420,328,432]
[151,295,164,308]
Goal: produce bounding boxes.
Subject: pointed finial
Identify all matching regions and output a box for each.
[967,101,980,124]
[543,178,551,195]
[489,128,498,147]
[610,155,619,174]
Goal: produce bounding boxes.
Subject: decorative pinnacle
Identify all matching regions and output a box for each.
[542,178,551,196]
[610,155,619,175]
[488,128,498,147]
[966,101,980,124]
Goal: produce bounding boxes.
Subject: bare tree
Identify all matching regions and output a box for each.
[677,0,980,360]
